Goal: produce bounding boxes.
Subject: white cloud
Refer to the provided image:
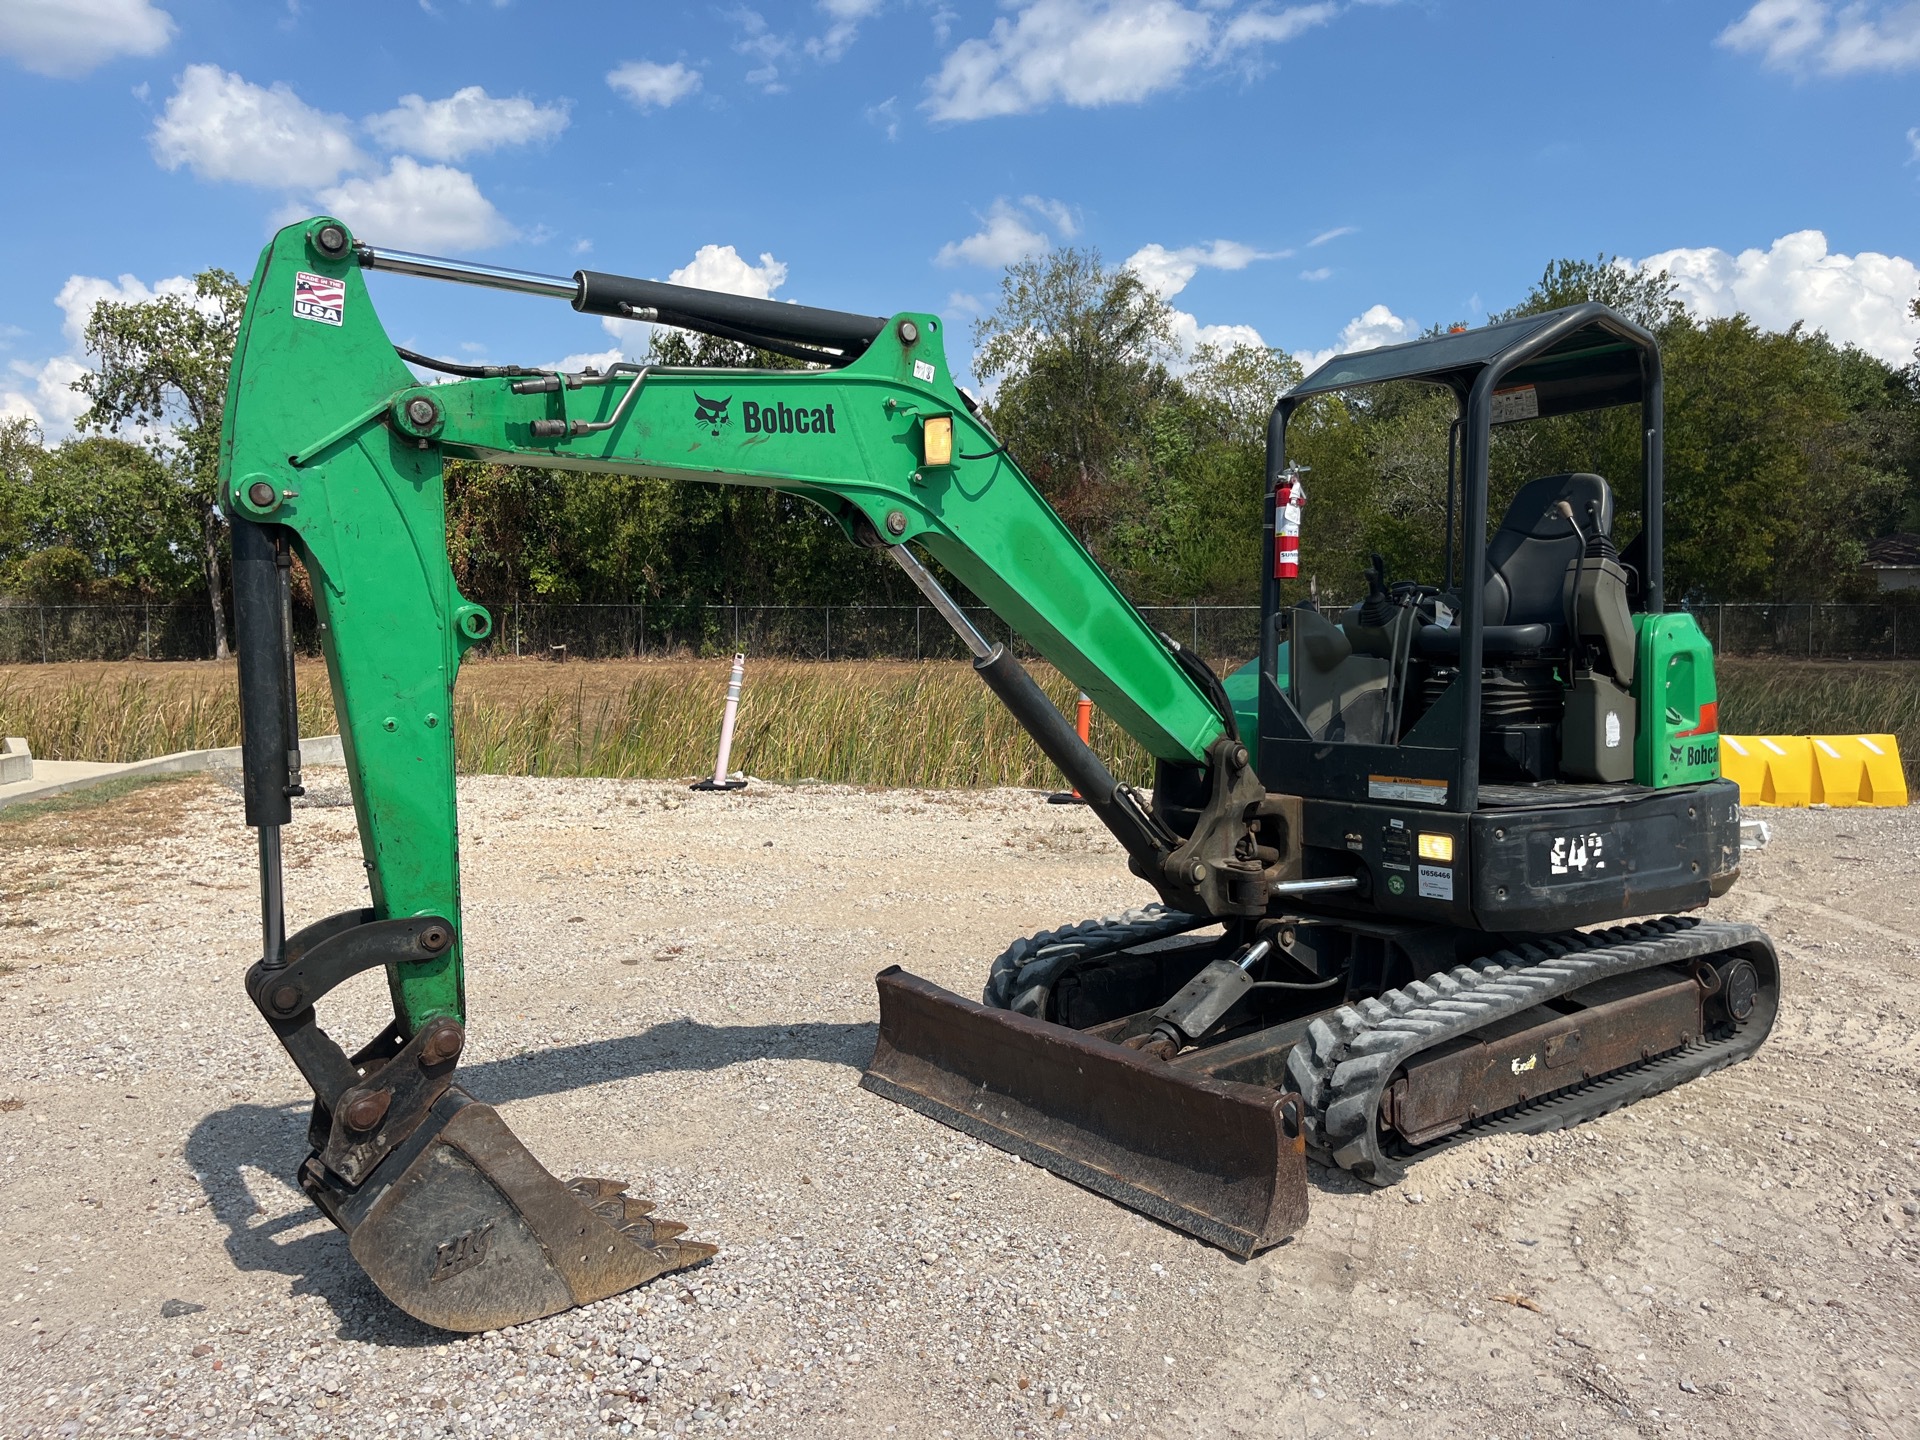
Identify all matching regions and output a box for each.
[365,86,569,161]
[1,355,90,434]
[1299,266,1331,281]
[668,245,789,299]
[1,272,197,438]
[0,0,173,78]
[734,11,792,92]
[866,95,900,138]
[607,59,703,109]
[1308,225,1356,246]
[1294,303,1417,373]
[1719,0,1920,75]
[1215,2,1336,53]
[1909,125,1920,161]
[1632,229,1920,366]
[925,0,1335,120]
[151,64,363,186]
[1124,239,1277,299]
[53,272,197,347]
[1167,313,1265,364]
[543,347,628,374]
[306,157,514,251]
[936,198,1057,267]
[808,0,886,60]
[597,243,791,348]
[1021,195,1082,239]
[1123,240,1281,363]
[926,0,1212,120]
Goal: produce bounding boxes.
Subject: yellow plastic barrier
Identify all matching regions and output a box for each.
[1810,734,1910,807]
[1721,734,1907,807]
[1718,735,1766,801]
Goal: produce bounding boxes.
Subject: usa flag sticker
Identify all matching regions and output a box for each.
[293,271,345,326]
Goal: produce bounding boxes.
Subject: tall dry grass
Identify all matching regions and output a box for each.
[0,659,1154,788]
[2,656,1913,788]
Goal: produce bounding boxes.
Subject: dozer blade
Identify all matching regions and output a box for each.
[305,1089,714,1333]
[863,967,1309,1257]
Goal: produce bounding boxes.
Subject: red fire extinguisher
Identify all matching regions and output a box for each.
[1275,465,1308,579]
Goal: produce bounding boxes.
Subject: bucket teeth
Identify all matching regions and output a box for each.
[626,1216,689,1244]
[336,1091,715,1332]
[566,1177,644,1206]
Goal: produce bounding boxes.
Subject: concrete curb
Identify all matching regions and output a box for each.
[0,734,344,811]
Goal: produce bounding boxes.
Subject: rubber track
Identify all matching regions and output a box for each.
[1282,915,1776,1184]
[983,904,1203,1015]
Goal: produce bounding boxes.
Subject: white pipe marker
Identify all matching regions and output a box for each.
[693,653,749,791]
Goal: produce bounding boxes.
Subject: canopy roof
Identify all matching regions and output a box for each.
[1286,303,1655,419]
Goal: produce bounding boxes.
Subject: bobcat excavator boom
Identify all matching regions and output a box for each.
[221,217,1280,1331]
[222,218,1776,1332]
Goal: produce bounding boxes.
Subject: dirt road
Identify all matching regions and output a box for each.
[0,774,1914,1439]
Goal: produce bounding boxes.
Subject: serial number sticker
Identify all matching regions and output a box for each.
[1490,384,1538,424]
[1368,775,1448,806]
[1417,863,1453,901]
[912,359,937,383]
[293,271,345,326]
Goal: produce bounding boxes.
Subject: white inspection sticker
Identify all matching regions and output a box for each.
[1417,863,1454,900]
[912,359,937,382]
[1368,774,1449,806]
[1490,384,1538,424]
[293,271,345,326]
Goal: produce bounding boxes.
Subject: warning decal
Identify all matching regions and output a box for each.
[1368,774,1448,806]
[1490,384,1538,424]
[293,271,345,326]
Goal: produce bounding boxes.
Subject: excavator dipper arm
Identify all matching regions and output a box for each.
[219,218,1271,1330]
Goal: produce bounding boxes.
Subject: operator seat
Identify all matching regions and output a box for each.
[1417,472,1614,659]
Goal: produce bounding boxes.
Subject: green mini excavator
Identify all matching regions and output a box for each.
[221,217,1777,1332]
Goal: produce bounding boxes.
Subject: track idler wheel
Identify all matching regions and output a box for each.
[306,1089,714,1333]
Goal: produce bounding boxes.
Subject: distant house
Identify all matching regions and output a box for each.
[1864,534,1920,592]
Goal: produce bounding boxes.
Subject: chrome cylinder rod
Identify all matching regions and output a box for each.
[258,826,287,968]
[887,544,993,660]
[354,243,579,302]
[1270,876,1361,898]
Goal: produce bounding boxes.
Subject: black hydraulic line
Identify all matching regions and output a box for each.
[576,270,887,353]
[394,346,548,380]
[639,306,844,367]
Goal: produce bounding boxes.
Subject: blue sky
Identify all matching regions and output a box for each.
[2,0,1916,434]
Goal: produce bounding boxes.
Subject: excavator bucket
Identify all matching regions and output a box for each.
[863,968,1309,1256]
[305,1088,715,1333]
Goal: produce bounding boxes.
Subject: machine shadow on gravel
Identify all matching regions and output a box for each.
[184,1019,873,1341]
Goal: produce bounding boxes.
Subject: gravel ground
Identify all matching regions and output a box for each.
[0,773,1916,1440]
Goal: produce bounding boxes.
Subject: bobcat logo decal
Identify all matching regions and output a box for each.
[693,393,732,437]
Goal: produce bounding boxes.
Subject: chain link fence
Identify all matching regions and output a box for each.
[4,598,1915,665]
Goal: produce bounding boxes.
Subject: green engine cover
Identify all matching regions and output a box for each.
[1633,612,1721,787]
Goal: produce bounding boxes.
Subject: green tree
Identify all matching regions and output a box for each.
[1120,343,1299,602]
[0,416,44,585]
[70,269,247,656]
[973,249,1179,561]
[9,436,201,597]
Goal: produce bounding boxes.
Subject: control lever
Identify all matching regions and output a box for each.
[1553,499,1589,549]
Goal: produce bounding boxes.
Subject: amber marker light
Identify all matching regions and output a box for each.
[1417,833,1454,862]
[922,414,954,466]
